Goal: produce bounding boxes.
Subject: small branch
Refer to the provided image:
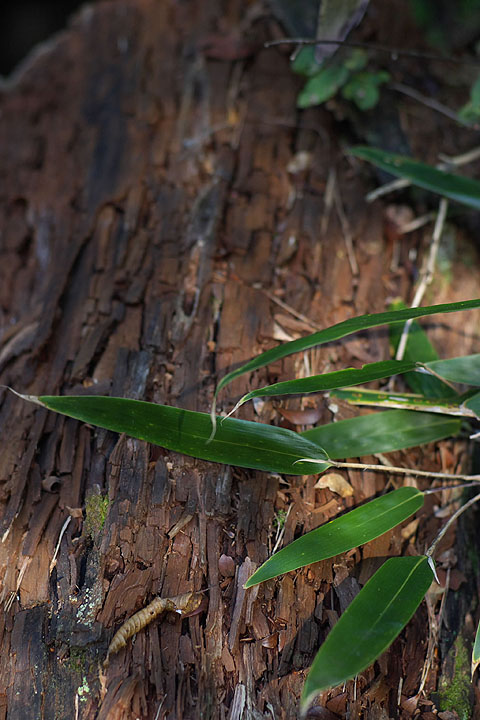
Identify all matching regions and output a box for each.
[366,145,480,202]
[333,176,359,277]
[395,198,448,362]
[366,178,410,202]
[328,459,480,484]
[426,491,480,558]
[264,38,480,67]
[423,481,480,495]
[391,82,468,126]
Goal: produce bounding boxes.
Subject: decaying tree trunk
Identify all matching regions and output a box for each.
[0,1,479,718]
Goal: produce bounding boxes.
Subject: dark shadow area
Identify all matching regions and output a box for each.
[0,1,94,76]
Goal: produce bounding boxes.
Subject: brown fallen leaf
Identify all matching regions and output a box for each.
[314,473,353,498]
[277,406,322,426]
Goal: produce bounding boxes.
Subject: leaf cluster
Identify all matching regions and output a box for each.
[293,47,390,111]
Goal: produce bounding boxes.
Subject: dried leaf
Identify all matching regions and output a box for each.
[314,472,353,497]
[277,406,322,426]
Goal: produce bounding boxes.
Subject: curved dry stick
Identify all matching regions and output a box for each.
[104,591,202,666]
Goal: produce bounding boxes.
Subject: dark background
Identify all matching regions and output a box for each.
[0,1,91,76]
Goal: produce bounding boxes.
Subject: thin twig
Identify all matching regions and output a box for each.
[395,198,448,362]
[366,145,480,202]
[398,212,436,235]
[333,178,359,277]
[264,38,480,67]
[423,481,480,495]
[438,145,480,167]
[320,167,336,235]
[391,82,468,126]
[256,286,323,331]
[427,491,480,558]
[327,459,480,484]
[366,178,410,202]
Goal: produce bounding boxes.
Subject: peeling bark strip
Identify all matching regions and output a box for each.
[104,592,202,666]
[1,0,479,718]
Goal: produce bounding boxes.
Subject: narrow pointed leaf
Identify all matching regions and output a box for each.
[25,395,330,475]
[301,410,461,458]
[464,391,480,419]
[215,300,480,403]
[301,556,433,710]
[426,354,480,386]
[472,618,480,679]
[244,487,424,588]
[389,299,456,398]
[350,146,480,210]
[235,359,417,407]
[331,387,477,417]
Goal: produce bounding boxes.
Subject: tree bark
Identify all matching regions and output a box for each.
[0,1,479,718]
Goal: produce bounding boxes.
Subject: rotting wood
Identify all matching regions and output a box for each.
[0,1,479,718]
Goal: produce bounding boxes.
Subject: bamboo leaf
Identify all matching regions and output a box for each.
[232,353,480,412]
[301,410,461,458]
[464,391,480,419]
[16,393,330,475]
[244,487,424,588]
[301,556,433,711]
[389,299,456,398]
[214,300,480,405]
[233,360,417,410]
[331,387,477,417]
[350,146,480,210]
[427,354,480,386]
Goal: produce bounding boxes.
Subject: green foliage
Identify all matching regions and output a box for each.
[9,297,480,712]
[472,619,480,677]
[245,488,424,587]
[351,146,480,210]
[331,386,477,416]
[459,75,480,126]
[215,299,480,403]
[389,299,457,398]
[301,409,461,458]
[293,47,389,111]
[34,396,330,476]
[297,63,350,108]
[301,556,433,710]
[341,70,390,111]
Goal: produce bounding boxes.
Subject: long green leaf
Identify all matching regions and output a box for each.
[233,360,417,409]
[20,394,330,475]
[350,146,480,210]
[427,354,480,386]
[331,387,476,417]
[232,353,480,411]
[244,487,424,588]
[215,300,480,403]
[301,556,433,710]
[301,410,461,458]
[389,299,456,398]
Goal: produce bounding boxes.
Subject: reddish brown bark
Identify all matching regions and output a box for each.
[0,1,479,718]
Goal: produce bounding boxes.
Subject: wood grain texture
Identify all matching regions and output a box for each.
[0,1,479,718]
